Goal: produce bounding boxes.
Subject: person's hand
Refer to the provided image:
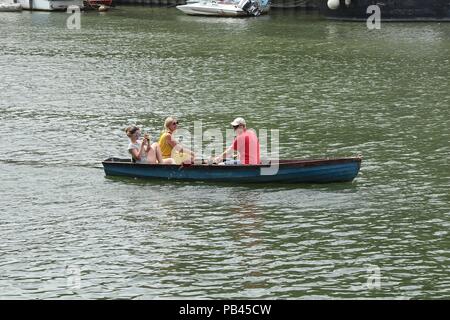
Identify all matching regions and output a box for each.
[182,159,192,165]
[141,138,148,146]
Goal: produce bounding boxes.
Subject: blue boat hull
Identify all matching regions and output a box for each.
[102,157,362,183]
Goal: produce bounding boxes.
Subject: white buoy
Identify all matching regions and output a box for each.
[345,0,351,6]
[327,0,340,10]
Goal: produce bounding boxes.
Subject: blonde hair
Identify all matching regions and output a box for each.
[163,116,177,132]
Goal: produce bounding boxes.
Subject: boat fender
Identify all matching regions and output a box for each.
[327,0,340,10]
[98,5,109,12]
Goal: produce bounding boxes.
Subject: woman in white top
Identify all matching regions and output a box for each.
[125,126,174,164]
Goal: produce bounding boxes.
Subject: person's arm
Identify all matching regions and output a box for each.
[129,140,148,161]
[174,144,195,157]
[214,145,234,163]
[166,133,178,148]
[168,134,195,158]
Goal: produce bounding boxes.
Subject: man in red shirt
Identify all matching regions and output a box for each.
[214,117,260,165]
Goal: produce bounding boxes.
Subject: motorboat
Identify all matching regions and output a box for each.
[16,0,84,10]
[177,0,270,17]
[0,1,22,11]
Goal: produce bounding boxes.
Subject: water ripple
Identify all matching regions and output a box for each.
[1,8,449,299]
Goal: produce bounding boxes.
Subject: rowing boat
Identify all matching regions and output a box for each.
[102,156,362,183]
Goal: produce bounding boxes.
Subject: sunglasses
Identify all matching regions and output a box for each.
[233,125,240,130]
[172,121,179,125]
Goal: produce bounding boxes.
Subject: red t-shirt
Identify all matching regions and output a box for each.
[231,129,260,165]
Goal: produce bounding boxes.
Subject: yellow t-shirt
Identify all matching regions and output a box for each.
[158,132,173,159]
[158,131,191,164]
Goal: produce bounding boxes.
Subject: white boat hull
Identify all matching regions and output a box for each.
[0,3,22,11]
[17,0,84,11]
[177,2,247,17]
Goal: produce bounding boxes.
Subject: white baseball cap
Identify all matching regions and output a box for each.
[230,117,246,127]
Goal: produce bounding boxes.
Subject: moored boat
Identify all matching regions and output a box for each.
[16,0,84,11]
[83,0,111,10]
[177,0,271,17]
[102,156,362,183]
[0,2,22,11]
[321,0,450,21]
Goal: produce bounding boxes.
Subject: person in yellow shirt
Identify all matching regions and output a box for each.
[158,117,195,164]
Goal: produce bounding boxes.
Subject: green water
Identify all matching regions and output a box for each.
[0,7,449,299]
